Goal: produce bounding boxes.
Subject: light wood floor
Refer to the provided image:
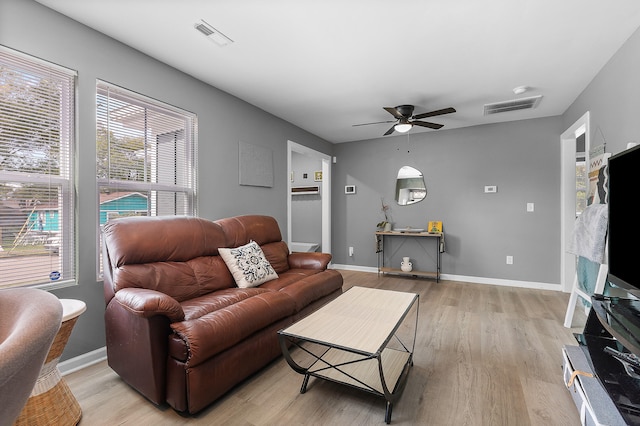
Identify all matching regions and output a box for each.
[66,271,586,425]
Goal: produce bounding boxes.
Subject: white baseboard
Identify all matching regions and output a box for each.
[440,273,561,291]
[331,264,561,291]
[59,346,107,376]
[330,264,377,273]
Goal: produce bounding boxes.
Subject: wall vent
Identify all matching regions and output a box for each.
[483,95,543,115]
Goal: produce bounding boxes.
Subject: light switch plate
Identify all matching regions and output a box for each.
[527,202,534,212]
[484,185,497,193]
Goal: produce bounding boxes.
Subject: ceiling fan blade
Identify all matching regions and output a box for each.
[412,107,456,120]
[383,107,405,120]
[412,120,444,130]
[352,120,395,127]
[383,125,396,136]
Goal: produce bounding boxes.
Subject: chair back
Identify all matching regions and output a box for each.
[0,288,63,425]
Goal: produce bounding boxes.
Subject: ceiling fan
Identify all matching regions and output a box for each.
[354,104,456,136]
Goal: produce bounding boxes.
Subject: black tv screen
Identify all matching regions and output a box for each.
[607,144,640,297]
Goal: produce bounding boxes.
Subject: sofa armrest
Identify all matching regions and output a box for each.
[115,288,185,322]
[288,252,332,270]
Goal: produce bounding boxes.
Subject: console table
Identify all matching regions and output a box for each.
[375,231,443,282]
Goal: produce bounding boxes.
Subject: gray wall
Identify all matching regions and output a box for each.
[330,24,640,283]
[0,0,334,360]
[331,117,563,284]
[564,26,640,157]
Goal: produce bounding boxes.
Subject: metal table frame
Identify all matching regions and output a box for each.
[278,287,419,424]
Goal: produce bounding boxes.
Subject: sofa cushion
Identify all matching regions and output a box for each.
[214,215,283,248]
[261,241,290,274]
[275,270,344,313]
[180,287,270,321]
[170,291,296,365]
[112,256,234,302]
[219,241,278,288]
[103,216,226,265]
[259,269,321,291]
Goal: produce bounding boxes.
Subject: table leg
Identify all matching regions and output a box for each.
[300,374,310,394]
[385,400,393,424]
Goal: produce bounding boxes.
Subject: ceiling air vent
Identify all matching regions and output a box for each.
[194,20,234,47]
[483,95,543,116]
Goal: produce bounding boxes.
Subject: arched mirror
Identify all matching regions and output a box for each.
[395,166,426,205]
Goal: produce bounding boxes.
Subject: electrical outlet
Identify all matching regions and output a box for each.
[349,246,354,256]
[506,255,513,265]
[484,185,497,193]
[527,203,534,212]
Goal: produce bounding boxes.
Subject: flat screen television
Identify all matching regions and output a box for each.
[607,143,640,298]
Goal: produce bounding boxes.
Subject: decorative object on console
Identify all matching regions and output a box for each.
[219,240,278,288]
[428,221,443,233]
[376,197,392,230]
[393,227,425,233]
[401,257,413,272]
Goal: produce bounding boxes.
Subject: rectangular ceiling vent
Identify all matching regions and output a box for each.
[194,20,234,47]
[483,95,543,116]
[195,22,215,36]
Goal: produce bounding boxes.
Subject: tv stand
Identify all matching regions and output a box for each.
[565,295,640,425]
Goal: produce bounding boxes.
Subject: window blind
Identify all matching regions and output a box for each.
[96,81,197,275]
[0,46,76,289]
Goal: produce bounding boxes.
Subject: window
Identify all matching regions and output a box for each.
[0,46,76,289]
[96,81,197,275]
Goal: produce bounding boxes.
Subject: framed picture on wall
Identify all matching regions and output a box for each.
[314,171,322,181]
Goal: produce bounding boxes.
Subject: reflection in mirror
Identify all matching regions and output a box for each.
[395,166,427,206]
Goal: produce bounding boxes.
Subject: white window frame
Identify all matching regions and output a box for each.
[0,45,77,290]
[96,81,197,279]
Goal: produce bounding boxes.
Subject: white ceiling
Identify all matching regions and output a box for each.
[36,0,640,143]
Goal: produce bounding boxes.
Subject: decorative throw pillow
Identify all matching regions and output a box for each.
[219,240,278,288]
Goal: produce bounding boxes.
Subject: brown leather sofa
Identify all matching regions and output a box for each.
[102,215,343,414]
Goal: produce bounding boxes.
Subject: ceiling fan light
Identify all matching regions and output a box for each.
[395,123,412,133]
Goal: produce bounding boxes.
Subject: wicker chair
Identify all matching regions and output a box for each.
[0,288,63,426]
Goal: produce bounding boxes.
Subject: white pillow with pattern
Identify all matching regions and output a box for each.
[219,240,278,288]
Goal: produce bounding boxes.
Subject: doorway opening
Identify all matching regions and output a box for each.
[560,111,590,292]
[287,141,331,256]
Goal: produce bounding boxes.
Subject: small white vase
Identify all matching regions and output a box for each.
[401,257,412,272]
[383,222,392,232]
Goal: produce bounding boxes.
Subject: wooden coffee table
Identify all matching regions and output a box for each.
[278,286,419,424]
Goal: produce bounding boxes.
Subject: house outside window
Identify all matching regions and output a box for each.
[96,81,197,276]
[0,46,76,289]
